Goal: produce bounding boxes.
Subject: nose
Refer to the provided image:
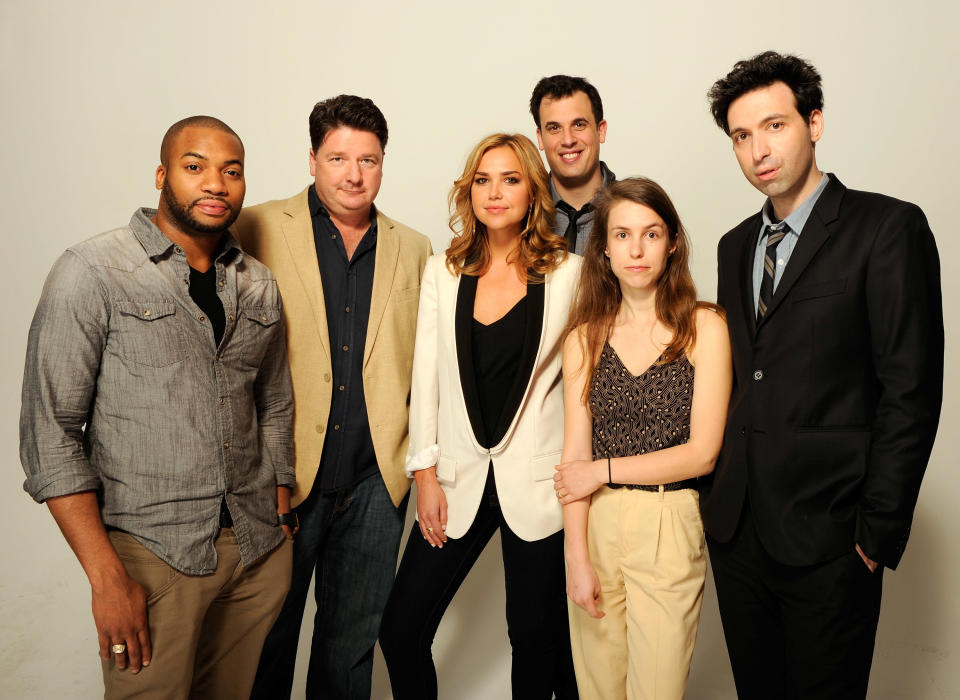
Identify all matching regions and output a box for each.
[488,180,502,199]
[752,132,770,163]
[630,237,645,258]
[345,159,362,184]
[560,126,577,147]
[202,168,227,195]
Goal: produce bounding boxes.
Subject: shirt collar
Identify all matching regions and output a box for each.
[761,172,830,235]
[129,207,243,263]
[549,160,616,207]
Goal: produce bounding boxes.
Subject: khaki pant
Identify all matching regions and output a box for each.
[569,486,706,700]
[102,529,292,700]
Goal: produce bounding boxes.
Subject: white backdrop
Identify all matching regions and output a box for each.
[1,1,956,698]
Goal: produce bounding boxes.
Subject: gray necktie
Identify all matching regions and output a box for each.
[756,223,788,322]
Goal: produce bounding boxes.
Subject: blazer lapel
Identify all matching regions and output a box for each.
[364,211,399,369]
[492,276,545,444]
[757,175,844,328]
[282,190,330,362]
[455,274,488,446]
[736,218,761,338]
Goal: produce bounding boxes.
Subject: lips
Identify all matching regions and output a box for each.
[756,166,780,181]
[485,206,507,214]
[193,199,230,215]
[560,151,582,163]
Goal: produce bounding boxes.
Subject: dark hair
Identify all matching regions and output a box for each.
[565,178,722,401]
[309,95,388,152]
[529,75,604,129]
[707,51,823,134]
[160,116,241,166]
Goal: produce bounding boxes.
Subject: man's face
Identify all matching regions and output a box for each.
[309,127,383,220]
[536,91,607,187]
[155,126,245,236]
[727,81,823,209]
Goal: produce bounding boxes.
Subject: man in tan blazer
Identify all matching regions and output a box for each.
[234,95,431,700]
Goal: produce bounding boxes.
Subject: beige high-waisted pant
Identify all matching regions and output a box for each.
[569,485,706,700]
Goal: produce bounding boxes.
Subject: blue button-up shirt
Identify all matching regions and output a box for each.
[20,209,294,574]
[752,172,831,313]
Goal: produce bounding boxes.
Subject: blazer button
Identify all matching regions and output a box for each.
[740,426,746,436]
[316,424,325,433]
[753,370,764,381]
[323,373,331,382]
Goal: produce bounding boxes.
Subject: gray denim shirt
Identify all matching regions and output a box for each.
[20,209,295,575]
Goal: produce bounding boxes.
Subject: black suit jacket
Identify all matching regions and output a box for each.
[701,174,943,569]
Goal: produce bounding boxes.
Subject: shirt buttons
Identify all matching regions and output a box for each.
[198,314,206,322]
[753,370,764,381]
[217,280,224,287]
[339,385,345,391]
[342,345,349,352]
[223,442,230,449]
[219,397,226,405]
[175,246,183,254]
[345,306,350,313]
[143,310,152,317]
[260,314,267,322]
[333,424,341,431]
[227,314,235,322]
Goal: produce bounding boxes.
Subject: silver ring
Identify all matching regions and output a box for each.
[111,643,127,654]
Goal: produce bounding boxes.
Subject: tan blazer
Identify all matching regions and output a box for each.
[234,186,432,508]
[407,253,582,541]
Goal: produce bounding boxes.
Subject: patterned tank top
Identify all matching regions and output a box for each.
[590,341,694,461]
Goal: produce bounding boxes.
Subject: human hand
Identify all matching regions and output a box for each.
[92,571,151,672]
[415,468,448,548]
[554,459,604,504]
[566,559,604,619]
[856,544,879,573]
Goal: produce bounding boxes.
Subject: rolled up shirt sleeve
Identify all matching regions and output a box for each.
[20,250,108,502]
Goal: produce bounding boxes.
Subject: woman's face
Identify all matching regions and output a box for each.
[471,146,531,238]
[604,200,675,291]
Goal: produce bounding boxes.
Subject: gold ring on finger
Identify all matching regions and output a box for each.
[427,527,434,532]
[111,643,127,654]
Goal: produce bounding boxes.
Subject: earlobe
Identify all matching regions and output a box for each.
[155,165,165,191]
[597,120,608,144]
[308,148,317,177]
[809,109,825,144]
[536,130,544,151]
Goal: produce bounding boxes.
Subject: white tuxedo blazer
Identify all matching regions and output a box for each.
[407,253,581,541]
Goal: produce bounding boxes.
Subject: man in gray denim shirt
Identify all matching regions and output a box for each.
[19,116,297,699]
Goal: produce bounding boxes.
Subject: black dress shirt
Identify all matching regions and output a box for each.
[308,187,379,492]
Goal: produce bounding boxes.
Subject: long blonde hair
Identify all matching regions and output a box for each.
[445,133,567,280]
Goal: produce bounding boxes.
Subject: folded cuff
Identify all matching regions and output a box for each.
[405,444,440,478]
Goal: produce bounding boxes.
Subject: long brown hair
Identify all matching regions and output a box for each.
[566,178,722,398]
[445,133,567,280]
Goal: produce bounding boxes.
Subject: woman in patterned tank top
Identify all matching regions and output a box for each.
[553,178,733,699]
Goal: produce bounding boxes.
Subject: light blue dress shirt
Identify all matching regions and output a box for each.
[752,173,831,313]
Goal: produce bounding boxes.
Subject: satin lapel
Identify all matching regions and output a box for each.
[492,276,545,444]
[757,176,844,329]
[455,274,487,446]
[364,212,399,369]
[282,193,330,362]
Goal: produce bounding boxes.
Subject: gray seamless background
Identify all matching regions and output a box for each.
[1,1,956,698]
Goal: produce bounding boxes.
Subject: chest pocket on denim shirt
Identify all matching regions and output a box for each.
[239,307,282,369]
[115,301,183,368]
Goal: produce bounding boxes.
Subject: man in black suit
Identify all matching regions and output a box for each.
[702,51,943,699]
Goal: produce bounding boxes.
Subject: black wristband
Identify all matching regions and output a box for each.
[277,512,299,529]
[607,455,613,486]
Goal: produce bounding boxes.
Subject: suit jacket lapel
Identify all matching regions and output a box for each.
[455,274,487,446]
[492,275,545,444]
[364,211,399,369]
[757,175,844,328]
[283,189,330,362]
[737,218,761,338]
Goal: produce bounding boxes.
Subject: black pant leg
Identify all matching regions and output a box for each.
[379,485,500,700]
[500,522,579,700]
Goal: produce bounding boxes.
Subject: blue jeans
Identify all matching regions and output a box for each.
[251,472,408,700]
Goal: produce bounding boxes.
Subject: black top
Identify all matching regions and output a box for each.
[308,186,380,493]
[471,296,528,448]
[188,264,226,347]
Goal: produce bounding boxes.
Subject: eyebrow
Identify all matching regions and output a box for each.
[179,152,243,167]
[731,112,789,133]
[475,170,521,176]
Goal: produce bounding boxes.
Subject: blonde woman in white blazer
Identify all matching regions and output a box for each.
[380,134,580,700]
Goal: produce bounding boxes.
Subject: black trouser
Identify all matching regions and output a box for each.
[380,468,578,700]
[707,500,883,700]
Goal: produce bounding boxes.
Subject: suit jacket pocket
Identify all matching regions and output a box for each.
[530,450,562,482]
[791,277,846,303]
[436,455,457,484]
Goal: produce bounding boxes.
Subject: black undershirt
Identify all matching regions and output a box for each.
[188,264,226,347]
[472,296,528,447]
